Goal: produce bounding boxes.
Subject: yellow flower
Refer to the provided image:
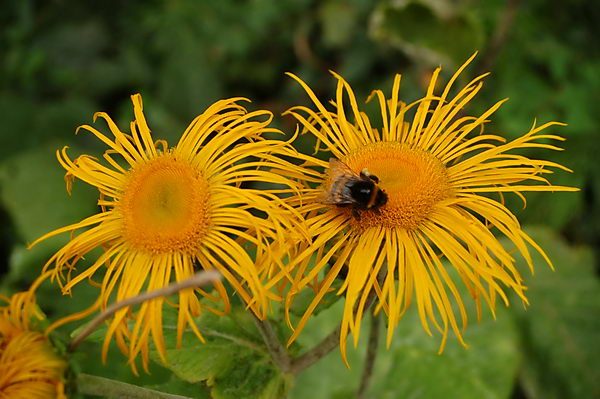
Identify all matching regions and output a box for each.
[0,292,67,399]
[31,94,300,373]
[280,54,577,364]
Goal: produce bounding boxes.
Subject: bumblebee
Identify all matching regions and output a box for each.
[319,158,388,215]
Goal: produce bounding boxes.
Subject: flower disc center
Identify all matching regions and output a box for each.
[343,142,451,230]
[120,155,210,254]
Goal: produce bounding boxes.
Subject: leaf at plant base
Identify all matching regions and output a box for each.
[292,277,520,398]
[156,309,290,399]
[508,227,600,399]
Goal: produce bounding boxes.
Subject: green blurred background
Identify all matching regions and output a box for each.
[0,0,598,398]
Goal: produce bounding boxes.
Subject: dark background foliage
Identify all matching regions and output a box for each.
[0,0,598,398]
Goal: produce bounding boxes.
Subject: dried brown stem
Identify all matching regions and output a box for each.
[69,270,222,351]
[479,0,522,74]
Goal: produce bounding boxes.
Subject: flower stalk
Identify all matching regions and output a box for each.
[252,315,292,373]
[356,312,381,399]
[77,373,193,399]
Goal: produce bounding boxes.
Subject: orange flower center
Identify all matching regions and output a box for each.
[342,142,451,230]
[119,155,210,254]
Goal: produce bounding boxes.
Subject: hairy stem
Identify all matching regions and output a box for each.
[289,276,382,374]
[250,267,386,376]
[288,324,341,374]
[252,315,292,373]
[356,312,381,399]
[77,373,193,399]
[69,270,222,351]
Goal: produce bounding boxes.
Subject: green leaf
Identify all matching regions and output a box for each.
[0,145,100,293]
[0,145,97,243]
[373,307,519,399]
[370,1,484,66]
[69,341,177,394]
[0,94,97,161]
[210,351,289,399]
[292,278,520,398]
[509,227,600,399]
[162,341,238,383]
[156,309,290,399]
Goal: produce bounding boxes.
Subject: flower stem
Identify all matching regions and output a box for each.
[289,277,382,374]
[252,271,385,376]
[356,312,381,399]
[69,270,222,351]
[252,315,292,373]
[288,324,341,374]
[77,373,193,399]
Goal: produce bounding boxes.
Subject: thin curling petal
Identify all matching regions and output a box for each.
[280,54,577,364]
[31,94,307,373]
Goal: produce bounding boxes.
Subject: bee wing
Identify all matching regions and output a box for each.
[318,158,359,205]
[327,158,356,178]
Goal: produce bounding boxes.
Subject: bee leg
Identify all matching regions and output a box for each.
[352,209,361,220]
